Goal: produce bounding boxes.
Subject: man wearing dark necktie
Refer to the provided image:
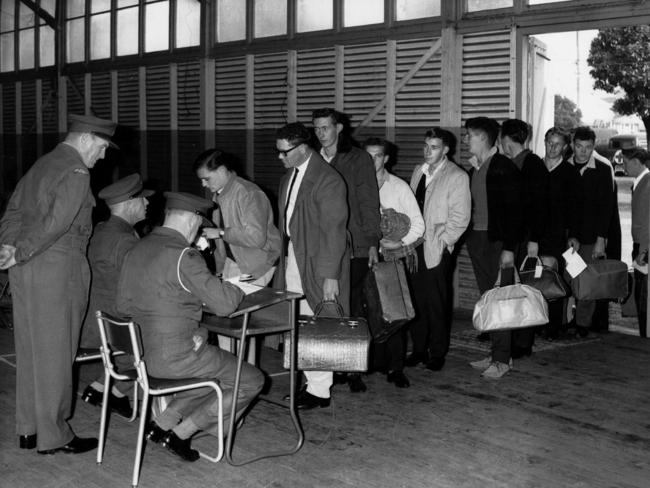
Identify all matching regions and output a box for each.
[274,122,349,410]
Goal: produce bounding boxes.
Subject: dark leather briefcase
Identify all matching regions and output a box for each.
[363,260,415,342]
[283,301,370,372]
[569,259,628,300]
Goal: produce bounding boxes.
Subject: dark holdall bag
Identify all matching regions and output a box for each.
[283,301,370,372]
[518,256,571,301]
[569,259,628,301]
[363,260,415,342]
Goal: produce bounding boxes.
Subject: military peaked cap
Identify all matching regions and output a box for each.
[98,174,154,205]
[68,114,118,148]
[164,191,213,226]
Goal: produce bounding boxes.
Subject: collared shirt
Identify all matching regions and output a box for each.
[468,145,497,170]
[633,167,649,191]
[285,156,311,237]
[319,147,335,164]
[420,156,447,187]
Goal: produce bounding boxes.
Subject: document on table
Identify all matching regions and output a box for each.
[224,275,263,295]
[562,248,587,278]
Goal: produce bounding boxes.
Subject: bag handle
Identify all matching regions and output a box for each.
[313,300,345,318]
[494,266,520,288]
[519,256,542,272]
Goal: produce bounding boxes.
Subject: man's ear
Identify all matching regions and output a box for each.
[336,123,343,135]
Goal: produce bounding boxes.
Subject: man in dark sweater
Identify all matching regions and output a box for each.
[566,126,615,337]
[499,119,548,357]
[312,108,381,392]
[465,117,522,379]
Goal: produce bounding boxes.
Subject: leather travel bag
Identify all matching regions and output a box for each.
[569,259,628,301]
[283,301,370,372]
[473,268,549,332]
[518,256,570,301]
[363,260,415,343]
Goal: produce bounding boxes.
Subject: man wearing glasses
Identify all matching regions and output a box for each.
[275,122,349,409]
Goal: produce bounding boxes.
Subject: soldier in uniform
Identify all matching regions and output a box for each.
[116,192,264,462]
[0,114,117,454]
[79,173,153,418]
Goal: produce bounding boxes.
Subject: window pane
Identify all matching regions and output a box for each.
[467,0,513,11]
[529,0,569,4]
[1,1,15,32]
[118,0,139,7]
[343,0,383,27]
[1,32,14,72]
[396,0,440,20]
[91,12,111,59]
[176,0,200,48]
[254,0,286,38]
[66,18,84,62]
[145,1,169,52]
[67,0,85,18]
[19,27,34,69]
[19,2,35,28]
[217,0,246,42]
[117,7,139,56]
[91,0,112,14]
[41,0,56,16]
[297,0,332,32]
[40,25,54,66]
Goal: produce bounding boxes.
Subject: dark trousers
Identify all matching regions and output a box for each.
[634,270,648,338]
[350,256,370,317]
[371,330,406,372]
[466,230,533,364]
[408,246,452,360]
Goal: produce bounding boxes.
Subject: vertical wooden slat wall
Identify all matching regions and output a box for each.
[177,60,202,194]
[145,65,171,192]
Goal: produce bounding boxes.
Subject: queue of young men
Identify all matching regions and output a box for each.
[1,110,642,462]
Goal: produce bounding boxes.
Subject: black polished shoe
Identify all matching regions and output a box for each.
[575,326,589,338]
[37,436,98,455]
[347,373,367,393]
[82,385,133,418]
[476,332,490,342]
[161,431,199,462]
[295,390,330,410]
[425,357,446,371]
[511,346,532,359]
[404,352,428,367]
[19,434,36,449]
[333,372,348,385]
[387,370,410,388]
[145,421,167,444]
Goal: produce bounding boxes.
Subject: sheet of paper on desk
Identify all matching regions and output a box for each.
[562,248,587,278]
[224,276,263,295]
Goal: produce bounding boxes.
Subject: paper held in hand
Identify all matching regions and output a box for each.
[562,248,587,278]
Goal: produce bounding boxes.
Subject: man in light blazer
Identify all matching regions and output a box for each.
[622,147,650,338]
[406,128,471,371]
[274,122,350,410]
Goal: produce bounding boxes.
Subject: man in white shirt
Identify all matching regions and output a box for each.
[275,122,349,409]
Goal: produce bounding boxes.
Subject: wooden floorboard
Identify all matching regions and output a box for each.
[1,314,649,488]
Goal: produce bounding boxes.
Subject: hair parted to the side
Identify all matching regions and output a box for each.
[465,117,501,147]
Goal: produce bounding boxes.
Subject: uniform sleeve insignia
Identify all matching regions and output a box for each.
[74,168,89,175]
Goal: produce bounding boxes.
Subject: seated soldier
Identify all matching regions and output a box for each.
[80,173,153,418]
[116,192,265,462]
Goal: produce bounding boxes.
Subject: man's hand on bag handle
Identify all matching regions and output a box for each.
[567,237,580,253]
[592,236,607,259]
[323,278,339,301]
[499,249,514,268]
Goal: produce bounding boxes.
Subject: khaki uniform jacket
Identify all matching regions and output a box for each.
[81,215,138,348]
[116,226,243,377]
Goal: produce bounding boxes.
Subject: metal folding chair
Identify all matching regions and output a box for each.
[95,311,225,488]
